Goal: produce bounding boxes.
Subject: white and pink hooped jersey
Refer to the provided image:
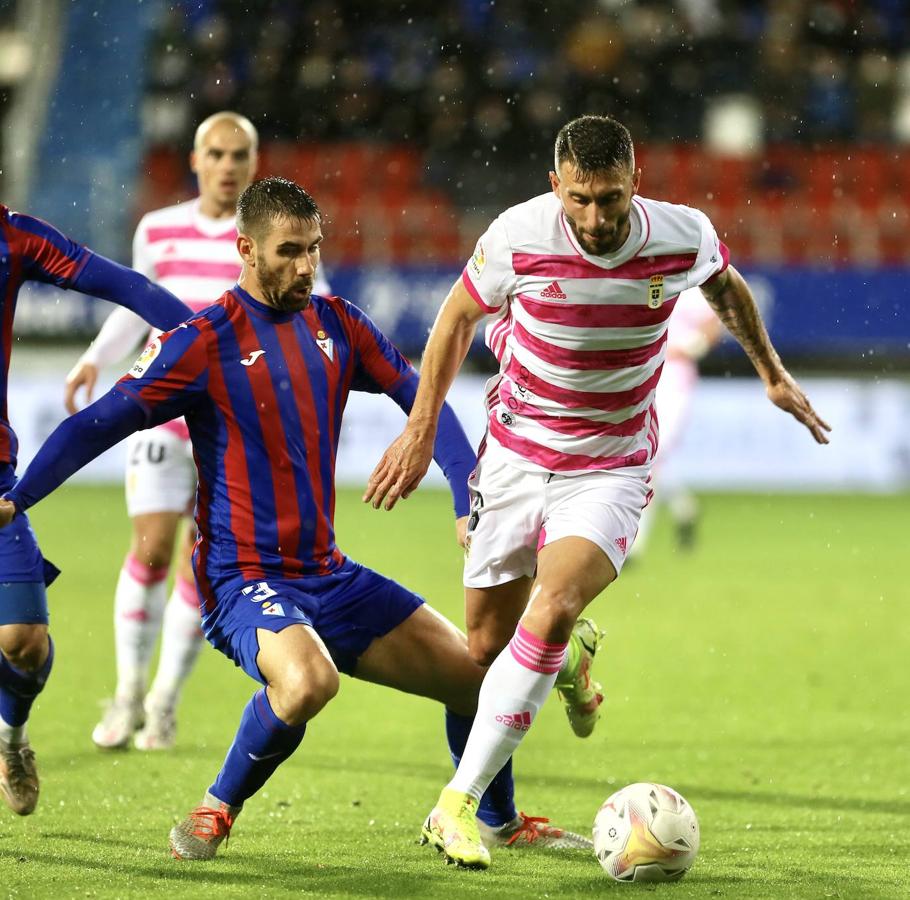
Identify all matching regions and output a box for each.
[133,198,242,311]
[461,192,729,474]
[132,200,243,441]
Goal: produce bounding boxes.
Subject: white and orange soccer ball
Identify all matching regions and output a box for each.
[592,782,700,882]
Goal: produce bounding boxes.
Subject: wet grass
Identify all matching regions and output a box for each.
[1,487,907,898]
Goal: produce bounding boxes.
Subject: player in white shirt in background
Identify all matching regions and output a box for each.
[65,111,324,751]
[630,287,724,557]
[365,115,830,869]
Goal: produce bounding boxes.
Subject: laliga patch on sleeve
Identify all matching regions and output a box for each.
[129,339,162,378]
[468,242,486,278]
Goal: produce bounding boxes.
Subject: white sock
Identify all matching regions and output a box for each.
[146,575,204,712]
[448,623,567,801]
[0,714,26,746]
[113,553,168,701]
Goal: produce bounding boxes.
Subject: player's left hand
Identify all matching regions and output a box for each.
[0,498,16,528]
[455,515,468,548]
[363,426,435,510]
[766,371,831,444]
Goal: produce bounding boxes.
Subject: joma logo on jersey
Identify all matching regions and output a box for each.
[648,275,664,309]
[240,349,266,367]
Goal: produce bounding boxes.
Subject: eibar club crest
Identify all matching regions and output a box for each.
[648,275,664,309]
[315,329,334,361]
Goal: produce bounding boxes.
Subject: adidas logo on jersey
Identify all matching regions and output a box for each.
[495,711,532,731]
[540,280,567,299]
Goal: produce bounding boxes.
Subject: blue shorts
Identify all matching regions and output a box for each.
[205,557,424,683]
[0,464,59,626]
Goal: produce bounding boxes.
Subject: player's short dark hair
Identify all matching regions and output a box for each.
[237,177,321,238]
[554,116,635,179]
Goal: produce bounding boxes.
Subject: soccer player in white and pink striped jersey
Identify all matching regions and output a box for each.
[366,114,830,869]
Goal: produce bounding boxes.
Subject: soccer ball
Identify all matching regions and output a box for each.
[593,782,699,882]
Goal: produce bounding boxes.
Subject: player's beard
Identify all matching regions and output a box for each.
[257,255,313,312]
[569,206,632,256]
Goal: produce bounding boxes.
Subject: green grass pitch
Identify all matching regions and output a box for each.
[0,485,907,898]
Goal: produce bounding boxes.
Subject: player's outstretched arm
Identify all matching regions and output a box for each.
[63,306,152,413]
[386,369,475,529]
[72,253,191,331]
[1,390,146,522]
[364,278,486,510]
[700,266,831,444]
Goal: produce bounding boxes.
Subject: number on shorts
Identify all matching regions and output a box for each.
[241,581,278,603]
[129,439,167,465]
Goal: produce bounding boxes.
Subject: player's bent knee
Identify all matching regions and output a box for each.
[533,586,588,633]
[0,624,49,672]
[467,634,504,668]
[271,661,339,725]
[129,539,174,571]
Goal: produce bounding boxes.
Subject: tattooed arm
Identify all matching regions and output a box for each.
[700,265,831,444]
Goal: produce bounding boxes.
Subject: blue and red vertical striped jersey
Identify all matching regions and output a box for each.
[1,204,93,465]
[113,286,415,604]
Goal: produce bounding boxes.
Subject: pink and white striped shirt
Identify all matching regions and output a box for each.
[462,192,729,474]
[132,198,243,310]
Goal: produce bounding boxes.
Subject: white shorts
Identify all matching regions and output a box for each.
[463,439,652,588]
[124,426,196,517]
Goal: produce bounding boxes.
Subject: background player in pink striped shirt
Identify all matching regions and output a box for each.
[630,286,725,557]
[366,114,831,869]
[61,112,315,752]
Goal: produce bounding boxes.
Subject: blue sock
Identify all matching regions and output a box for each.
[446,708,516,827]
[0,636,55,728]
[210,689,305,807]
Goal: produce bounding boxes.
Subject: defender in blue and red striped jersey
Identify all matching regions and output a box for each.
[0,178,591,862]
[0,203,190,817]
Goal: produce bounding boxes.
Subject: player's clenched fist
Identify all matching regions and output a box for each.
[0,498,16,528]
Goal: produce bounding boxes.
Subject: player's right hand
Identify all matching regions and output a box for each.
[363,428,435,511]
[0,499,16,528]
[63,361,99,414]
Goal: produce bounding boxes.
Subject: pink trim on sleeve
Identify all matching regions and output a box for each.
[461,269,500,313]
[702,241,731,285]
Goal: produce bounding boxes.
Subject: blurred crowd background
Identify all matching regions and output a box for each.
[146,0,910,149]
[0,0,907,489]
[0,0,908,362]
[139,0,910,268]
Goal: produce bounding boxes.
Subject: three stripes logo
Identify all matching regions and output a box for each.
[539,280,567,299]
[614,536,628,555]
[495,711,532,731]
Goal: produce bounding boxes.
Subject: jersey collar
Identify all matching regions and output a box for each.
[231,285,301,323]
[558,196,648,269]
